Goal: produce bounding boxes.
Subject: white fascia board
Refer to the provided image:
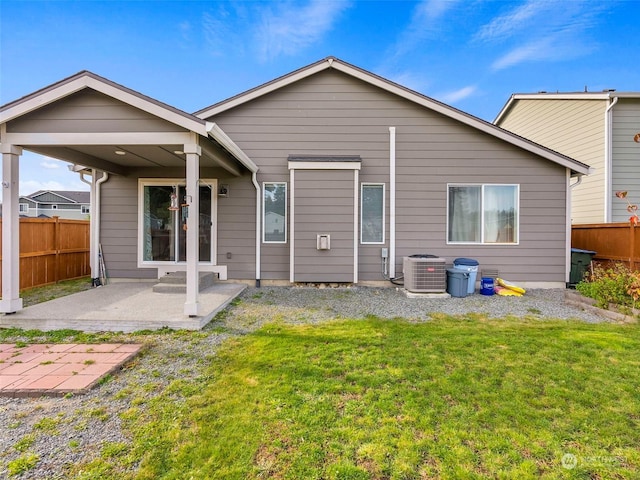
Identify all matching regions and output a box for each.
[1,78,86,123]
[494,93,611,124]
[328,62,590,176]
[82,77,208,135]
[196,61,331,119]
[1,74,208,136]
[206,122,258,173]
[288,161,361,170]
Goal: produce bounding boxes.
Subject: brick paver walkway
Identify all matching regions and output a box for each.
[0,343,143,397]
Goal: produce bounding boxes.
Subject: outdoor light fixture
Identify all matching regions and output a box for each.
[115,150,126,155]
[173,150,184,155]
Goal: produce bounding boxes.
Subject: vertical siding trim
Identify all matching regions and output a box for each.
[353,169,359,283]
[604,97,619,222]
[289,169,295,282]
[389,126,396,279]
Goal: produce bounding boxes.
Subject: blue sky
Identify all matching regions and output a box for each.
[1,0,638,196]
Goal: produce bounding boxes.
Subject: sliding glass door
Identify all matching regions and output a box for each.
[142,181,214,263]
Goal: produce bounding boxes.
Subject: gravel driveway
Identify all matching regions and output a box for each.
[0,286,606,479]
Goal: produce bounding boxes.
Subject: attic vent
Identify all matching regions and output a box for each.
[403,255,447,293]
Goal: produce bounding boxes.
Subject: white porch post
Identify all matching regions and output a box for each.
[184,142,201,316]
[1,144,23,313]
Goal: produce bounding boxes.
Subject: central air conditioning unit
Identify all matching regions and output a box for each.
[403,255,447,293]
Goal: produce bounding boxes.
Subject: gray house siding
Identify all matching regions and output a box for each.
[612,98,640,221]
[100,176,151,279]
[207,69,568,284]
[293,169,356,282]
[7,89,188,134]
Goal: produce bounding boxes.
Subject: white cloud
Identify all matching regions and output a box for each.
[438,85,477,104]
[255,0,351,61]
[392,0,462,57]
[475,0,552,43]
[477,0,606,71]
[41,160,60,169]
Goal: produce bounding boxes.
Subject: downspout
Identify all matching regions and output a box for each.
[77,168,108,286]
[604,96,618,222]
[252,171,261,287]
[389,127,396,279]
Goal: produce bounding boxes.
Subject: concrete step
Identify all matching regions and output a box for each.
[152,272,216,294]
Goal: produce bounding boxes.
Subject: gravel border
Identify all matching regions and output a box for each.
[0,286,610,478]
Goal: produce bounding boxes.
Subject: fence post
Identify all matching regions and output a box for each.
[53,216,60,284]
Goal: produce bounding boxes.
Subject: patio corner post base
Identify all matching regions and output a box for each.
[0,298,23,314]
[183,301,201,317]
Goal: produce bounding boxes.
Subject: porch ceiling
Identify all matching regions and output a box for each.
[20,137,244,176]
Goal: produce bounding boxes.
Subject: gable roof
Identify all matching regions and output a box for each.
[25,190,90,204]
[494,90,640,125]
[1,71,258,175]
[196,57,590,176]
[1,71,208,135]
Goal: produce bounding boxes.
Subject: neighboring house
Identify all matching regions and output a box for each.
[494,91,640,224]
[0,57,589,316]
[18,190,90,219]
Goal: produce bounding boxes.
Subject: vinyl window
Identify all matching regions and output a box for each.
[447,184,519,244]
[263,182,287,243]
[361,183,385,244]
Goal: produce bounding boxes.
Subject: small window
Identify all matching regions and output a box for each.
[448,184,519,244]
[19,203,29,214]
[263,182,287,243]
[361,183,385,244]
[81,205,90,214]
[51,204,58,210]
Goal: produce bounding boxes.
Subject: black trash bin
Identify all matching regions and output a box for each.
[570,248,596,286]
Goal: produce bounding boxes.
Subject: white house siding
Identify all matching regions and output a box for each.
[208,69,569,284]
[498,99,606,224]
[611,98,640,221]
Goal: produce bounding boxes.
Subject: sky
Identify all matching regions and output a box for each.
[1,0,638,197]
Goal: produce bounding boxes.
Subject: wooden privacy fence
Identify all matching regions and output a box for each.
[0,217,90,291]
[572,222,640,270]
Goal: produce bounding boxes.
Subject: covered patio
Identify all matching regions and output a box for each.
[0,280,246,333]
[1,71,259,323]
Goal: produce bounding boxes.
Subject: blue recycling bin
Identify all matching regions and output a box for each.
[453,258,479,294]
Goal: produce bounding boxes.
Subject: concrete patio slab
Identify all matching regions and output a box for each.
[0,280,246,333]
[0,343,143,398]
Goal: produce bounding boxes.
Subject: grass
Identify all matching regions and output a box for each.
[19,277,93,307]
[67,315,639,480]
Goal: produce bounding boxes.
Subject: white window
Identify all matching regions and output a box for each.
[19,203,29,214]
[361,183,385,244]
[81,205,90,214]
[51,204,58,210]
[447,184,519,244]
[263,182,287,243]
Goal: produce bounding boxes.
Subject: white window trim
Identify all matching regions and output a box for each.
[81,205,90,214]
[446,183,520,245]
[262,182,287,244]
[137,178,218,268]
[19,203,29,214]
[361,183,385,244]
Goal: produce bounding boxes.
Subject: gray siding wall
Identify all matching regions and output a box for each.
[611,98,640,221]
[7,89,188,134]
[100,175,151,279]
[99,167,256,280]
[209,70,569,283]
[293,169,355,282]
[497,99,606,224]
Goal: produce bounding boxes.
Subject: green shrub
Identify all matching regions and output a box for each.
[576,262,640,309]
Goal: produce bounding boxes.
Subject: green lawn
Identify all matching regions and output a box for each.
[76,315,639,480]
